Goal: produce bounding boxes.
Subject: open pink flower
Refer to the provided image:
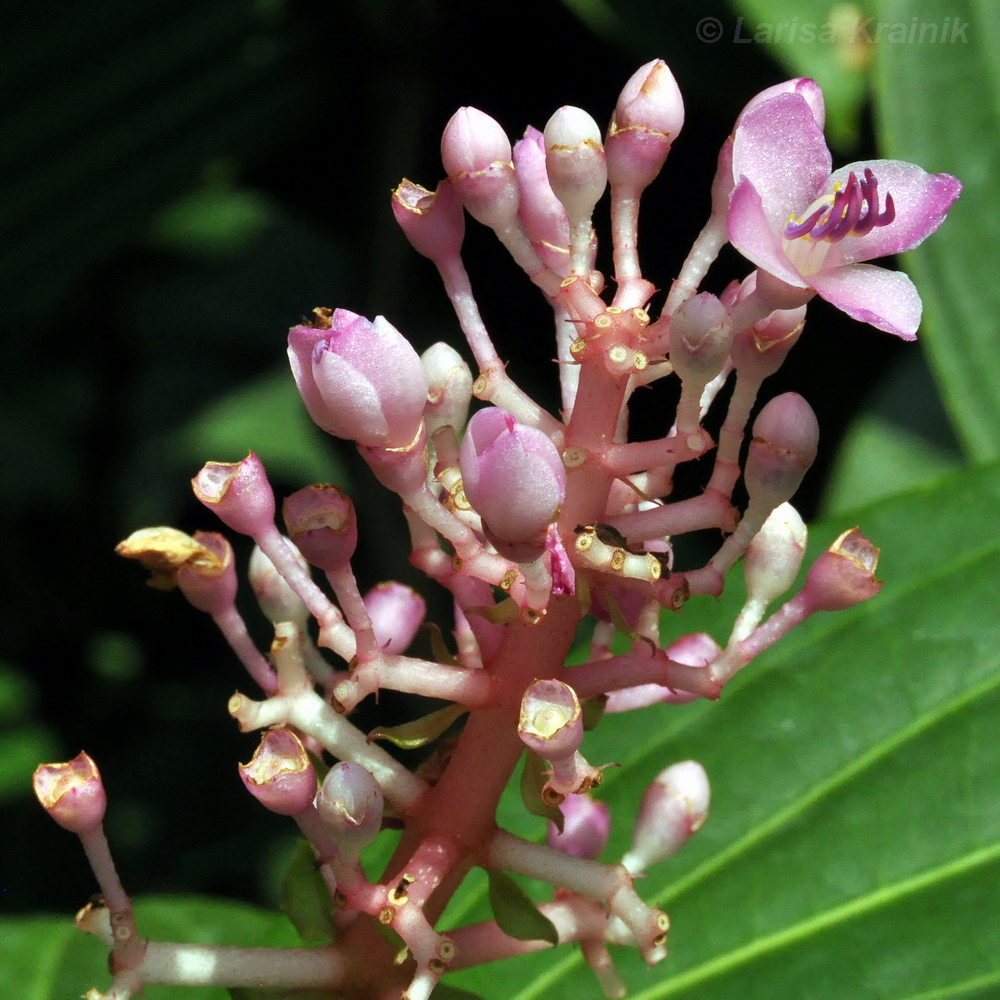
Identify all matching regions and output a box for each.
[728,91,961,339]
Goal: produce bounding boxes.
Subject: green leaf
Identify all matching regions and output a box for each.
[726,0,875,147]
[445,461,1000,999]
[431,984,487,1000]
[519,749,564,832]
[0,896,300,1000]
[368,703,469,750]
[873,0,1000,461]
[822,414,961,515]
[175,366,349,488]
[279,839,336,945]
[486,871,560,946]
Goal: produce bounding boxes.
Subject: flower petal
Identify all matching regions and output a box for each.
[728,178,810,288]
[735,77,825,132]
[809,263,922,339]
[731,92,832,230]
[829,160,961,263]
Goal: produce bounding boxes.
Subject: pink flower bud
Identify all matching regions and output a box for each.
[192,452,276,538]
[422,341,473,436]
[623,760,710,874]
[669,292,734,387]
[547,793,611,859]
[459,407,566,560]
[513,126,571,273]
[391,177,465,265]
[363,581,426,654]
[802,528,882,611]
[176,531,237,615]
[282,484,357,573]
[544,106,608,226]
[730,295,806,382]
[316,761,384,850]
[441,107,518,228]
[606,60,684,189]
[33,752,107,834]
[744,393,819,510]
[239,729,317,816]
[248,541,310,625]
[287,309,428,450]
[518,679,583,761]
[744,502,808,607]
[606,632,719,712]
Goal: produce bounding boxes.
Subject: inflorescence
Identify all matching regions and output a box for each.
[34,61,959,1000]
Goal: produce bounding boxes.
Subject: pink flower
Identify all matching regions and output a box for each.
[728,91,961,339]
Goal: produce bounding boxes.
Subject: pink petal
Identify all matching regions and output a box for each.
[830,160,962,263]
[735,78,825,132]
[728,178,810,289]
[731,92,832,230]
[809,263,922,339]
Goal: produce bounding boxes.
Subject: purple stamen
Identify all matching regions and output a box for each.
[785,167,895,243]
[784,204,829,240]
[827,173,863,241]
[877,192,895,227]
[808,186,850,241]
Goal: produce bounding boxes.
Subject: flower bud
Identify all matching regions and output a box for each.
[744,394,819,511]
[34,752,107,834]
[606,60,684,189]
[391,177,465,265]
[513,126,571,274]
[287,309,428,450]
[802,528,882,611]
[239,729,317,816]
[176,531,237,615]
[316,761,384,850]
[192,452,276,538]
[544,106,608,227]
[282,484,357,573]
[518,679,583,761]
[622,760,710,874]
[459,407,566,560]
[422,341,473,437]
[441,107,518,229]
[364,582,426,654]
[669,292,734,387]
[744,502,808,607]
[248,540,310,625]
[606,632,719,712]
[547,793,611,859]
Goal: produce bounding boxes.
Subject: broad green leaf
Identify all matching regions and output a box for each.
[443,461,1000,999]
[279,839,336,945]
[175,366,348,488]
[430,984,486,1000]
[873,0,1000,461]
[0,896,300,1000]
[726,0,875,147]
[486,871,560,946]
[822,414,961,515]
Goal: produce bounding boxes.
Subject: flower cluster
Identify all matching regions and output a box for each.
[36,62,958,1000]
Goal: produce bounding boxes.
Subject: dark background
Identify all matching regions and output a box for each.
[0,0,916,915]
